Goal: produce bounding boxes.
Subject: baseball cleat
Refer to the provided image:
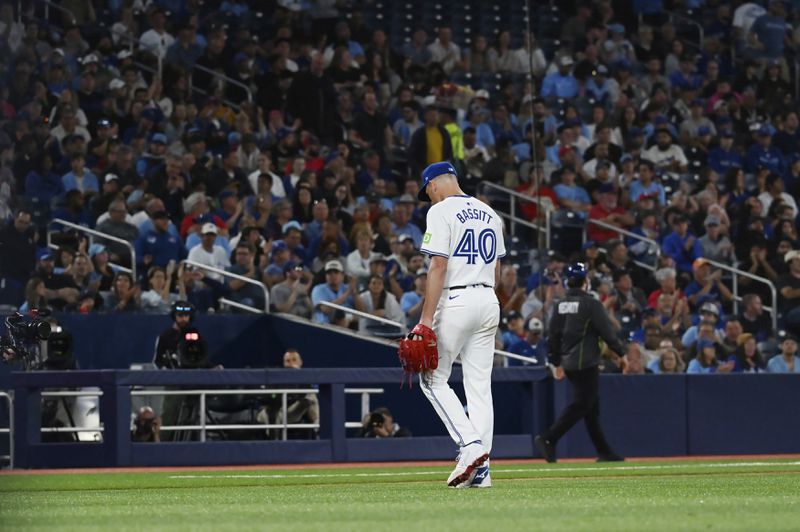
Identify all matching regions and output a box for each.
[535,435,557,463]
[468,464,492,488]
[447,442,489,487]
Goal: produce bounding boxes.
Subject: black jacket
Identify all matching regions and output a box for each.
[548,288,625,371]
[407,125,453,178]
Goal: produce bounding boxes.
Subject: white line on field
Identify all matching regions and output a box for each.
[168,461,800,480]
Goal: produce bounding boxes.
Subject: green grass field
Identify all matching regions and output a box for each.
[1,458,799,531]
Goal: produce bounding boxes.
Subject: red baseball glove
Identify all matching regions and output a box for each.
[398,324,439,373]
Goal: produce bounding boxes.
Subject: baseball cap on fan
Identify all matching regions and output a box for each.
[418,162,458,201]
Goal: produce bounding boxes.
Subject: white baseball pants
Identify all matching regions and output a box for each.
[420,286,500,452]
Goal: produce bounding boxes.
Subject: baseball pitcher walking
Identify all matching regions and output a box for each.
[405,162,506,488]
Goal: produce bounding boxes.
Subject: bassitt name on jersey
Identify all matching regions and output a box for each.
[455,208,493,225]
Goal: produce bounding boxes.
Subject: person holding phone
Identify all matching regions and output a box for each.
[270,261,313,318]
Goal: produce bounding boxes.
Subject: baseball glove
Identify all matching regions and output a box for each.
[398,324,439,373]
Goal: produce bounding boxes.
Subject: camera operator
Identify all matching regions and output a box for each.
[360,407,411,438]
[257,349,319,439]
[132,406,161,442]
[153,301,222,441]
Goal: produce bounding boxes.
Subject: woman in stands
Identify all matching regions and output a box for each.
[687,339,734,374]
[19,277,48,313]
[107,271,140,313]
[354,274,406,336]
[728,333,766,373]
[89,244,115,292]
[655,347,685,374]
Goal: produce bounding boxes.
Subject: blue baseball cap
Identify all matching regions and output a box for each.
[565,262,588,280]
[271,240,288,253]
[150,132,167,145]
[37,249,54,261]
[419,162,457,201]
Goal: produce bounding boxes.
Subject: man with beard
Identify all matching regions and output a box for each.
[642,129,688,179]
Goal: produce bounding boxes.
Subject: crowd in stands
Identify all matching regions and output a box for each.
[1,0,800,376]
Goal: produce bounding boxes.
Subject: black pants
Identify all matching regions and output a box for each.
[544,366,613,455]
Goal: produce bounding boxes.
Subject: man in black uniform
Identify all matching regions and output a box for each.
[154,301,196,369]
[535,262,625,463]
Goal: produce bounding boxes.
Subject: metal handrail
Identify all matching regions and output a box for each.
[667,10,705,52]
[181,259,269,313]
[702,258,778,332]
[584,218,661,272]
[0,391,13,469]
[132,387,381,440]
[319,300,405,329]
[48,218,137,280]
[495,348,540,366]
[190,63,254,103]
[43,0,76,25]
[478,181,550,245]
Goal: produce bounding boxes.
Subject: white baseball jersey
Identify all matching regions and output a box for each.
[420,194,506,288]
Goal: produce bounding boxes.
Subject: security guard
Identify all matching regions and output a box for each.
[535,262,625,463]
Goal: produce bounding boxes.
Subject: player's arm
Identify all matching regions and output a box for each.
[419,256,447,328]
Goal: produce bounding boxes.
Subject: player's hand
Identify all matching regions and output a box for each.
[554,366,565,380]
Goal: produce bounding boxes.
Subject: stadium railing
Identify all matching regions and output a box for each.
[12,387,385,449]
[702,258,779,332]
[584,218,662,271]
[477,181,550,248]
[318,301,540,365]
[180,259,270,313]
[42,0,76,25]
[0,391,13,469]
[48,218,138,280]
[190,64,254,105]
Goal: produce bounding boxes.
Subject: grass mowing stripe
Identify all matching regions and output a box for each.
[167,460,800,480]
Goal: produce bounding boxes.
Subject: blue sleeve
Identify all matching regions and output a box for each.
[744,146,759,173]
[658,185,666,206]
[540,75,554,97]
[691,237,703,260]
[686,359,701,374]
[311,285,325,306]
[661,234,680,259]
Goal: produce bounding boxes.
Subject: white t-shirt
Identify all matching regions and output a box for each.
[642,144,689,170]
[733,3,767,34]
[758,191,798,218]
[247,169,286,198]
[420,194,506,290]
[139,29,175,60]
[186,244,231,281]
[346,250,379,279]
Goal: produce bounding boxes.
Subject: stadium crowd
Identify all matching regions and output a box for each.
[1,0,800,376]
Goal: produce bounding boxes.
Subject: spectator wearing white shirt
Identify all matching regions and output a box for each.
[247,152,286,198]
[643,129,688,179]
[758,173,798,219]
[346,230,380,285]
[138,8,175,60]
[428,27,461,74]
[186,223,230,282]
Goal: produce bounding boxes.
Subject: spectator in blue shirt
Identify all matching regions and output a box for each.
[311,260,356,324]
[687,339,734,373]
[669,54,703,91]
[25,152,64,206]
[400,268,427,323]
[729,333,766,373]
[629,160,667,206]
[135,210,184,269]
[745,127,784,174]
[584,64,613,104]
[708,131,743,175]
[540,56,579,100]
[662,214,703,275]
[507,317,548,366]
[683,258,734,310]
[391,203,423,247]
[553,167,591,220]
[749,2,789,60]
[62,153,99,194]
[767,335,800,373]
